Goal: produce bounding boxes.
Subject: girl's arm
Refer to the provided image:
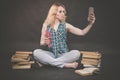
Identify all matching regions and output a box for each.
[66,23,93,36]
[66,12,95,36]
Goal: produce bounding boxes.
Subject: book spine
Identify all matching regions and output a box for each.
[16,51,32,54]
[12,64,31,69]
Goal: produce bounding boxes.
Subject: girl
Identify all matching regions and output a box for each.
[33,3,95,69]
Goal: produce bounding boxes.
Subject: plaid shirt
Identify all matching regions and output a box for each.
[47,22,69,58]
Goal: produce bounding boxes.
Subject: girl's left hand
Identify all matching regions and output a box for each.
[88,12,96,25]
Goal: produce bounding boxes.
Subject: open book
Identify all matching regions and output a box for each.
[75,67,99,76]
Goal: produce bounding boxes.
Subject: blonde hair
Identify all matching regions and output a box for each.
[44,3,66,26]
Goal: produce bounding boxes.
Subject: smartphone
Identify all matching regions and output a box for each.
[89,7,94,15]
[88,7,94,20]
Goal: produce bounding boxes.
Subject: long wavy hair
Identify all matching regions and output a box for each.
[44,3,67,26]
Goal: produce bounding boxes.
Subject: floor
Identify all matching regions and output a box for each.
[0,42,120,80]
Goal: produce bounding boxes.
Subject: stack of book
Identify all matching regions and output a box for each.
[75,51,102,76]
[11,51,35,69]
[80,51,102,67]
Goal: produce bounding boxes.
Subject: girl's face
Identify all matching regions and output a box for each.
[56,6,65,21]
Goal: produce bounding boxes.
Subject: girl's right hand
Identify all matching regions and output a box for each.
[44,37,51,45]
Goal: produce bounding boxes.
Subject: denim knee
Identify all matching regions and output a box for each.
[33,49,42,57]
[71,50,80,58]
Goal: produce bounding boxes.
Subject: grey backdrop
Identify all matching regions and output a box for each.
[1,0,120,54]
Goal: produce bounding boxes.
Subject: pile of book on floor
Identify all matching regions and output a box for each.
[11,51,35,69]
[75,51,102,76]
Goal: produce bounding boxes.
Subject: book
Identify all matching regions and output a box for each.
[81,58,101,66]
[11,55,30,62]
[75,67,99,76]
[16,51,32,54]
[81,51,102,59]
[12,54,29,59]
[83,64,96,68]
[16,61,35,65]
[12,64,31,69]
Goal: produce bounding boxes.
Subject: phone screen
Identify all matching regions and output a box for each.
[89,7,94,16]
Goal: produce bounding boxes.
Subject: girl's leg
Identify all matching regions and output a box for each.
[57,50,80,63]
[56,50,80,68]
[33,49,64,68]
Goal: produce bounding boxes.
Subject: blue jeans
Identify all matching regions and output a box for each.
[33,49,80,68]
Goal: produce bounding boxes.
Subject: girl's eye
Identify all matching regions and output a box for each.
[59,11,62,13]
[59,10,65,13]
